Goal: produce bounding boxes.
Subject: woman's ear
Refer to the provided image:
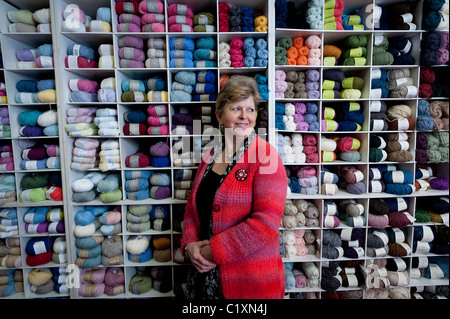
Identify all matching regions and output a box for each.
[215,109,222,124]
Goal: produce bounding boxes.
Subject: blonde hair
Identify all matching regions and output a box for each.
[216,76,261,115]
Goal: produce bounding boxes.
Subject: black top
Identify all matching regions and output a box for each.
[195,169,222,240]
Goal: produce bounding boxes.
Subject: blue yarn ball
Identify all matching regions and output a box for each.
[37,79,56,91]
[417,115,435,131]
[37,44,53,57]
[289,176,301,193]
[384,197,409,212]
[245,47,256,58]
[124,109,147,123]
[149,205,168,219]
[151,156,170,167]
[125,178,149,192]
[255,38,267,50]
[97,7,112,23]
[67,44,96,61]
[306,102,318,114]
[25,237,52,256]
[243,56,255,67]
[18,110,42,126]
[43,124,58,136]
[243,37,255,50]
[74,209,95,226]
[418,99,430,115]
[16,80,38,93]
[128,247,152,262]
[385,183,414,195]
[383,170,414,184]
[124,170,153,180]
[255,58,268,67]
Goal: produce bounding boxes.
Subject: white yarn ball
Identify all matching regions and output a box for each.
[74,223,96,237]
[53,237,66,253]
[321,137,337,151]
[71,178,94,192]
[37,110,58,127]
[126,235,150,254]
[291,133,303,146]
[284,103,295,116]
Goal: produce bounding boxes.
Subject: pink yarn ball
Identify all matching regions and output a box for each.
[305,35,321,49]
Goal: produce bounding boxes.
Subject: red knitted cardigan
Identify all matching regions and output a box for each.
[181,136,287,299]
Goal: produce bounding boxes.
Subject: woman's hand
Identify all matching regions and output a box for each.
[186,240,217,273]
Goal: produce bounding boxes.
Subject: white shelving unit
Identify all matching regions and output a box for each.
[0,0,448,300]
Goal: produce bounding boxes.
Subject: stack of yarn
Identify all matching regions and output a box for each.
[415,164,433,191]
[125,171,151,201]
[172,138,194,168]
[96,82,117,103]
[147,76,168,103]
[420,30,449,66]
[370,101,388,133]
[117,35,144,68]
[78,267,106,297]
[99,140,121,172]
[339,199,366,228]
[277,133,305,164]
[174,169,193,200]
[387,68,418,99]
[126,205,150,232]
[145,37,166,68]
[387,227,412,260]
[120,79,146,103]
[68,78,99,104]
[128,269,153,295]
[192,71,216,102]
[228,37,244,68]
[20,143,60,171]
[7,9,42,33]
[276,35,321,66]
[372,35,394,66]
[340,75,364,100]
[341,34,369,66]
[88,7,112,32]
[171,106,193,135]
[336,136,362,162]
[342,14,364,30]
[125,144,150,169]
[19,172,62,203]
[385,132,413,164]
[386,103,415,132]
[384,1,417,30]
[320,260,345,292]
[193,11,216,32]
[369,134,387,163]
[323,44,341,66]
[71,172,104,203]
[320,167,339,196]
[0,107,10,137]
[421,68,450,99]
[72,207,104,268]
[171,70,195,102]
[416,195,449,224]
[388,36,415,65]
[371,68,389,99]
[15,43,53,69]
[140,0,165,32]
[422,0,449,31]
[149,172,171,200]
[101,235,123,268]
[240,7,255,32]
[0,237,22,271]
[416,99,435,132]
[167,3,193,32]
[25,237,53,267]
[324,0,345,30]
[99,174,123,205]
[60,4,89,32]
[431,101,449,130]
[306,0,324,29]
[335,165,365,195]
[424,131,450,163]
[169,37,195,68]
[322,230,343,260]
[340,227,365,258]
[287,71,306,99]
[95,108,119,137]
[65,43,98,68]
[0,83,6,104]
[98,43,115,69]
[289,36,309,66]
[413,225,435,256]
[127,235,152,263]
[147,104,169,135]
[0,207,17,237]
[244,37,268,67]
[17,110,58,136]
[116,0,140,32]
[274,70,288,98]
[322,69,344,100]
[323,199,339,228]
[152,235,171,262]
[23,206,64,235]
[367,229,389,258]
[28,267,64,295]
[123,108,147,135]
[218,42,231,67]
[0,268,23,297]
[297,166,319,196]
[381,165,415,195]
[0,144,14,171]
[338,102,364,132]
[15,79,57,105]
[301,102,319,131]
[71,138,98,171]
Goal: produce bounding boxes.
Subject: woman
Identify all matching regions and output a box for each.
[181,75,287,299]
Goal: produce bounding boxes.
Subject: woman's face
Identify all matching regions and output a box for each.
[217,96,257,138]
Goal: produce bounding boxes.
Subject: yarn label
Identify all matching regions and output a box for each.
[39,56,53,68]
[405,85,418,98]
[372,119,384,131]
[370,100,382,112]
[396,77,408,87]
[401,13,413,23]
